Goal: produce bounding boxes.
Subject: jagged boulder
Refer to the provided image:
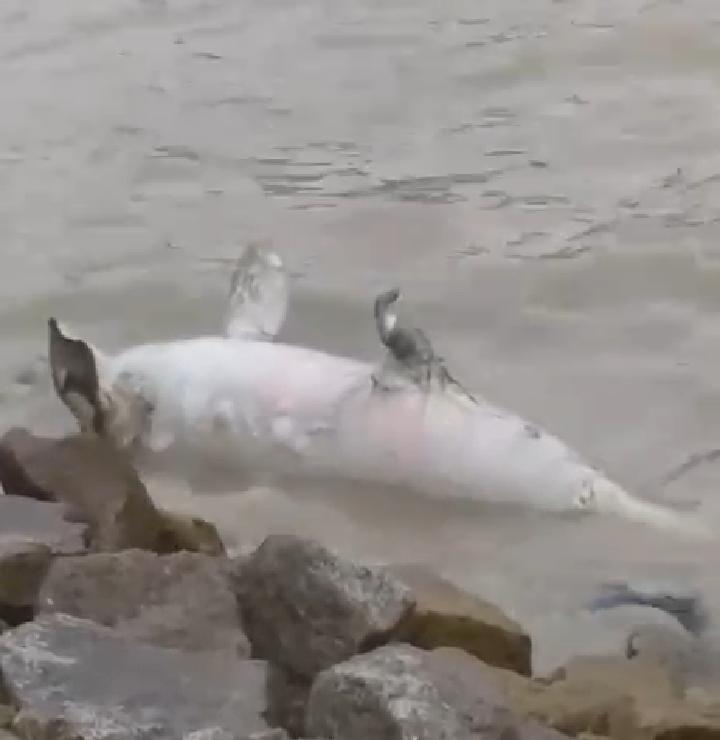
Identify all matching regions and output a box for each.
[37,549,249,655]
[233,535,415,678]
[0,614,269,740]
[306,644,569,740]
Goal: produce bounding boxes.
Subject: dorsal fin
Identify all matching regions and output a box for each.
[223,244,289,341]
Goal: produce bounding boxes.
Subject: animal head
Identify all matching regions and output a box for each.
[47,318,149,449]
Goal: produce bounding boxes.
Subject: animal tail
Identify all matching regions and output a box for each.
[593,476,714,541]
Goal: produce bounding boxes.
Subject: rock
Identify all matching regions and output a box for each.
[37,549,249,655]
[155,508,226,556]
[494,652,720,740]
[0,732,19,740]
[633,708,720,740]
[306,644,569,740]
[0,705,15,729]
[500,655,672,736]
[0,538,52,625]
[0,428,219,554]
[389,563,531,675]
[265,665,311,739]
[0,614,269,739]
[234,535,415,678]
[0,496,87,556]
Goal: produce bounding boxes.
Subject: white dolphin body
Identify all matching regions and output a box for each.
[47,248,711,539]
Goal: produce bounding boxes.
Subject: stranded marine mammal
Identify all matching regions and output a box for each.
[47,246,711,539]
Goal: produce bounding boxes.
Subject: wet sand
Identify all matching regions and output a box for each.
[3,0,720,671]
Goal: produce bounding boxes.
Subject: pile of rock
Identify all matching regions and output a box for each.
[0,429,718,739]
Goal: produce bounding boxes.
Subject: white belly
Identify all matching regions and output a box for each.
[114,338,593,511]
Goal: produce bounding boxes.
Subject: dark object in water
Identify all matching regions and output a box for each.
[588,581,708,637]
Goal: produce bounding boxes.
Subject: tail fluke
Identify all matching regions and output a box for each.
[592,477,714,541]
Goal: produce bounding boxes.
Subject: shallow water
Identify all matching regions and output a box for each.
[4,0,720,672]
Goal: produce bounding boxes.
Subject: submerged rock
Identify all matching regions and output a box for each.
[305,643,569,740]
[0,614,269,740]
[234,535,415,678]
[155,508,226,556]
[37,549,248,655]
[390,563,532,675]
[0,429,223,554]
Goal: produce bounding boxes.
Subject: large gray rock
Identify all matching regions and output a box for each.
[306,644,570,740]
[234,535,415,679]
[37,549,249,655]
[0,614,269,740]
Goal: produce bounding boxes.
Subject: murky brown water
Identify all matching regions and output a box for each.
[4,0,720,672]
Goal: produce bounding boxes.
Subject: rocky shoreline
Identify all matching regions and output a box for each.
[0,429,717,739]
